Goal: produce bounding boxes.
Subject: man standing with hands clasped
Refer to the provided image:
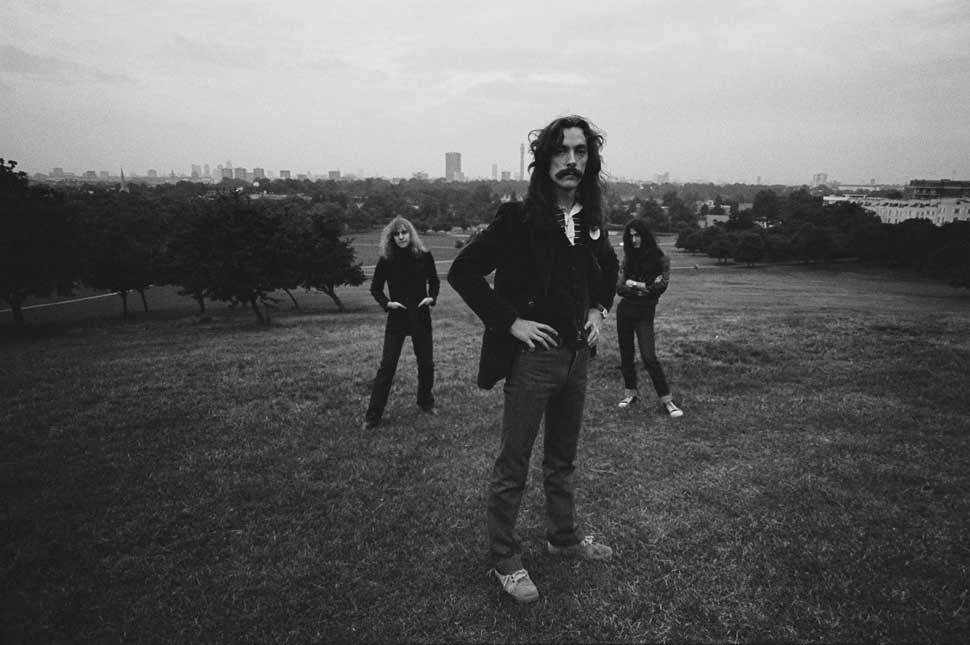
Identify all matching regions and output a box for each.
[448,115,619,603]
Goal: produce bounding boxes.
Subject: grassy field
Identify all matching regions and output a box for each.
[2,234,970,643]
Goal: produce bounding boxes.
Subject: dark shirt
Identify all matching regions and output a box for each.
[370,249,440,333]
[616,251,669,305]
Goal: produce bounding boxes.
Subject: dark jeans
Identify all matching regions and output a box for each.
[616,298,670,397]
[365,324,434,424]
[488,345,588,573]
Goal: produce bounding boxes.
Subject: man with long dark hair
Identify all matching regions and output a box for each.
[448,115,619,603]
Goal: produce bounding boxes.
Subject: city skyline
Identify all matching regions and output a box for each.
[25,158,936,188]
[2,1,969,186]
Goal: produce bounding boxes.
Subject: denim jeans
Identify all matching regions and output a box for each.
[365,324,434,424]
[488,345,588,573]
[616,298,670,397]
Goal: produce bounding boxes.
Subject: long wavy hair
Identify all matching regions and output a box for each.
[525,115,606,226]
[379,216,427,259]
[622,218,663,275]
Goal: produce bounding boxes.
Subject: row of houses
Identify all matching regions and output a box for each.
[823,195,970,226]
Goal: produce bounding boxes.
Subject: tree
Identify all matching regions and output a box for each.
[855,223,890,265]
[667,197,697,230]
[707,236,734,264]
[292,203,366,311]
[1,159,78,326]
[926,221,970,288]
[785,187,822,222]
[639,199,666,230]
[726,209,755,231]
[751,190,781,227]
[888,218,937,271]
[733,232,766,267]
[75,191,170,320]
[791,223,833,263]
[674,229,694,251]
[684,230,704,253]
[191,195,294,323]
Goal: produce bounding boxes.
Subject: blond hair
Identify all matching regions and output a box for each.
[379,216,427,259]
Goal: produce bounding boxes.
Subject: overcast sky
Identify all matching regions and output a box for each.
[2,0,968,185]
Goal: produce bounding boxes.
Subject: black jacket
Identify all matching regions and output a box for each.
[448,201,618,388]
[370,250,440,333]
[617,252,670,305]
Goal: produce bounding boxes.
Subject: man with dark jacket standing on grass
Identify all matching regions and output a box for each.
[448,115,619,603]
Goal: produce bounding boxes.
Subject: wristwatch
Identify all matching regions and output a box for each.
[597,305,608,320]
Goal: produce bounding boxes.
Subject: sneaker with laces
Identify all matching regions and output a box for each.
[617,394,639,408]
[662,400,684,418]
[547,535,613,561]
[491,568,539,603]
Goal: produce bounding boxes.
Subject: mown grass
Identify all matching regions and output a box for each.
[2,242,970,643]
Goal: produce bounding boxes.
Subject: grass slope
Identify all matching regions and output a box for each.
[3,240,970,643]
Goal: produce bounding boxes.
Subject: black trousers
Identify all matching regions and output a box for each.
[365,324,434,424]
[616,298,671,398]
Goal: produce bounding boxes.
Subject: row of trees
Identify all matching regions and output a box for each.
[2,159,365,326]
[6,157,967,327]
[671,190,970,287]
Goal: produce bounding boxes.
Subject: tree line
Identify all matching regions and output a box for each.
[4,158,967,327]
[665,187,970,287]
[2,159,365,326]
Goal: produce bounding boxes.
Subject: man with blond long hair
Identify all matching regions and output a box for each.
[448,115,619,603]
[364,216,439,429]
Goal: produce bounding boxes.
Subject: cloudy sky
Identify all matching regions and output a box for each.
[2,0,968,185]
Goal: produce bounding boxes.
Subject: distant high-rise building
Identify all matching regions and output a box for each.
[221,167,233,180]
[519,143,525,181]
[279,170,291,180]
[253,167,266,180]
[812,173,828,187]
[191,164,201,178]
[233,167,247,180]
[492,164,498,181]
[99,171,109,179]
[757,175,762,185]
[51,167,64,178]
[83,170,97,179]
[147,169,158,178]
[329,170,341,180]
[501,170,512,181]
[204,164,211,178]
[445,152,462,181]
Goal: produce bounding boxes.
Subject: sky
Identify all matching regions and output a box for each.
[2,0,968,186]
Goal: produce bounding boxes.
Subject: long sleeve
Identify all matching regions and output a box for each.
[447,207,519,334]
[594,236,619,312]
[369,257,390,311]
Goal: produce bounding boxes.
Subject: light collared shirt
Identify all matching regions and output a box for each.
[561,202,583,245]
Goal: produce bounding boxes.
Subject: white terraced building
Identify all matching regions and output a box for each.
[823,195,970,226]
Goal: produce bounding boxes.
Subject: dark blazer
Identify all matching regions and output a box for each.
[370,250,440,334]
[448,201,618,388]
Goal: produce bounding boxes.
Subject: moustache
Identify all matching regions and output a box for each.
[555,169,583,180]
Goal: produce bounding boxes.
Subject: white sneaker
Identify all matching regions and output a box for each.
[491,568,539,603]
[663,400,684,418]
[617,394,639,408]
